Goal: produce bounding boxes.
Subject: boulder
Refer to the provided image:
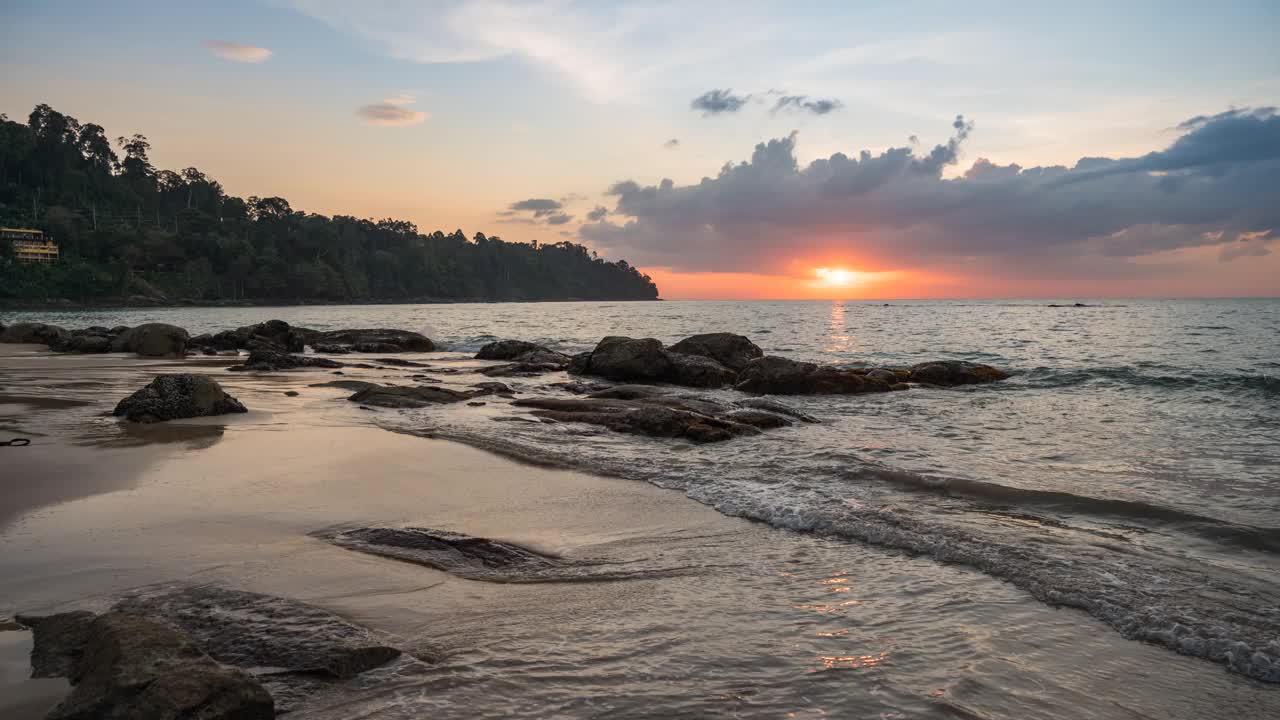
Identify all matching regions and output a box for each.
[668,333,764,371]
[722,408,793,429]
[567,351,592,375]
[113,374,248,423]
[227,349,343,372]
[189,320,310,354]
[666,352,738,388]
[578,336,673,380]
[22,611,273,720]
[313,329,434,352]
[735,356,894,395]
[476,339,542,360]
[512,395,759,444]
[311,343,351,354]
[908,360,1010,386]
[0,321,68,346]
[110,323,189,357]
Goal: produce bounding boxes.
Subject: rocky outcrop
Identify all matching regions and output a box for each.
[666,352,737,388]
[735,356,895,395]
[582,336,673,380]
[113,374,248,423]
[18,611,274,720]
[50,327,118,353]
[227,349,343,372]
[476,339,542,360]
[190,319,310,354]
[908,360,1010,386]
[109,323,190,357]
[311,328,434,353]
[668,333,764,371]
[346,382,502,408]
[0,321,69,346]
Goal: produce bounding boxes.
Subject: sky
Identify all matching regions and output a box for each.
[2,0,1278,299]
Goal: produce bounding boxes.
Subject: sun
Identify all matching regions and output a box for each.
[813,267,860,287]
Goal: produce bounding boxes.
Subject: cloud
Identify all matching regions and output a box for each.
[580,108,1280,280]
[204,40,273,63]
[586,206,609,221]
[663,138,680,149]
[773,95,843,115]
[546,213,574,225]
[509,198,563,217]
[691,89,750,116]
[356,94,429,126]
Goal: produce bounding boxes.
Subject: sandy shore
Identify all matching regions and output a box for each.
[3,344,1278,719]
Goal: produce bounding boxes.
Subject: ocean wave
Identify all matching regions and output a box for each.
[390,422,1280,684]
[1021,366,1280,395]
[854,467,1280,552]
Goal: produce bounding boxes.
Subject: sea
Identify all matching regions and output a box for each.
[4,298,1278,717]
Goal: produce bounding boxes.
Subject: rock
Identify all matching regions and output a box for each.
[470,381,514,394]
[346,383,495,408]
[587,385,670,400]
[666,352,738,388]
[476,339,541,360]
[372,357,431,367]
[467,401,486,407]
[309,379,377,392]
[668,333,763,371]
[311,343,351,354]
[581,336,673,380]
[189,320,310,354]
[736,398,820,423]
[54,331,114,353]
[0,321,69,346]
[284,391,299,397]
[722,408,793,429]
[908,360,1010,386]
[313,329,433,353]
[735,356,894,395]
[24,611,274,720]
[110,322,190,357]
[567,351,592,375]
[228,349,343,372]
[513,396,757,443]
[113,374,248,423]
[15,610,96,678]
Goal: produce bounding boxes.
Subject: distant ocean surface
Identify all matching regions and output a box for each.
[8,298,1280,683]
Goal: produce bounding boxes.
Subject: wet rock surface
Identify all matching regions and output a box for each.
[0,321,70,346]
[318,527,691,583]
[667,332,764,371]
[735,356,895,395]
[511,392,781,443]
[19,610,274,720]
[113,374,247,423]
[311,329,434,353]
[346,382,504,408]
[908,360,1010,386]
[228,349,344,372]
[109,323,190,357]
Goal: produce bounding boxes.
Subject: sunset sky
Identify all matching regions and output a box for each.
[3,0,1278,298]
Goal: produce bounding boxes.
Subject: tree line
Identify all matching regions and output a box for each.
[0,104,659,303]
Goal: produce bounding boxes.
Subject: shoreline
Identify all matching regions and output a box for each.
[0,297,664,312]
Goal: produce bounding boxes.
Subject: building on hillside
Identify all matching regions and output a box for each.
[1,228,59,264]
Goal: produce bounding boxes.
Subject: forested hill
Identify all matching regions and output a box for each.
[0,104,659,304]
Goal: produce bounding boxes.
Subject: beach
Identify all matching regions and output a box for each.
[2,322,1278,718]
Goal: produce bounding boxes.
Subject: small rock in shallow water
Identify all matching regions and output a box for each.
[113,374,247,423]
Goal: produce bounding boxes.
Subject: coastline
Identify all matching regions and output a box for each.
[0,296,664,311]
[2,332,1278,717]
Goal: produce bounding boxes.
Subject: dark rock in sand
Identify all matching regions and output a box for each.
[309,379,378,392]
[311,343,351,354]
[52,330,115,354]
[513,396,756,443]
[347,382,500,408]
[373,357,431,367]
[23,610,274,720]
[313,328,434,353]
[15,610,96,678]
[567,351,592,375]
[668,332,764,371]
[477,341,572,376]
[586,384,670,400]
[908,360,1010,386]
[109,322,190,357]
[113,374,248,423]
[284,391,300,397]
[735,356,893,395]
[190,320,310,354]
[471,381,514,394]
[0,321,69,346]
[228,349,344,372]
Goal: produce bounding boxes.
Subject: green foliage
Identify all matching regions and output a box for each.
[0,105,659,303]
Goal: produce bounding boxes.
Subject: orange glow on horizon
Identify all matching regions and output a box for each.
[644,265,917,300]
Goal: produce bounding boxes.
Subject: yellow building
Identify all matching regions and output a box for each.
[1,228,59,264]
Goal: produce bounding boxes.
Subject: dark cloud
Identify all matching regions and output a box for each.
[663,138,680,149]
[508,198,563,218]
[691,89,750,116]
[581,108,1280,277]
[546,213,574,225]
[586,206,609,222]
[773,95,843,115]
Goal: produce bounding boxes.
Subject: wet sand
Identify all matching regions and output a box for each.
[2,345,1278,718]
